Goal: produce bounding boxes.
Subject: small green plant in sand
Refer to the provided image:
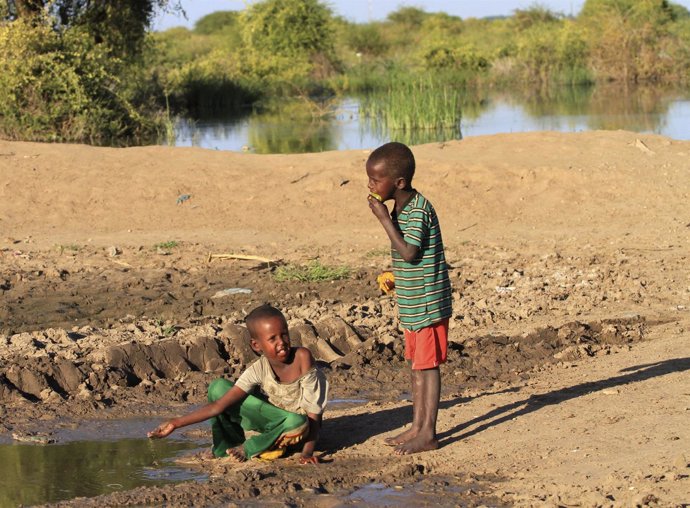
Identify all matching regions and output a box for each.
[56,244,81,253]
[274,260,350,282]
[154,240,179,250]
[155,318,178,337]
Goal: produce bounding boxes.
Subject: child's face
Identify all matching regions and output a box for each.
[250,315,292,364]
[366,160,398,202]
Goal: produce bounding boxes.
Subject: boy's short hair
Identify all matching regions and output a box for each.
[367,142,415,183]
[245,304,286,338]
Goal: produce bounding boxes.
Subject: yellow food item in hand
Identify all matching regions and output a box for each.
[377,271,395,294]
[369,192,383,202]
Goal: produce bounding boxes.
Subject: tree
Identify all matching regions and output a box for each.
[241,0,334,59]
[580,0,681,82]
[0,0,180,143]
[240,0,337,87]
[387,7,429,27]
[2,0,181,60]
[512,6,561,30]
[194,10,240,35]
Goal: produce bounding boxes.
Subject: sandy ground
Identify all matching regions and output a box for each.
[1,131,689,507]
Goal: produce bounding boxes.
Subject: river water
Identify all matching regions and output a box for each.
[0,419,206,506]
[167,85,690,154]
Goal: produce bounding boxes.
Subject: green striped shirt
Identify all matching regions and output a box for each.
[391,192,452,331]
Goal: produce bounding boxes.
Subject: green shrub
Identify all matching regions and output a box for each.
[0,18,162,144]
[240,0,338,88]
[343,23,389,57]
[163,49,259,113]
[422,44,490,73]
[514,21,591,84]
[580,0,687,82]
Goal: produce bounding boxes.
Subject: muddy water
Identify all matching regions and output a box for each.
[0,419,206,507]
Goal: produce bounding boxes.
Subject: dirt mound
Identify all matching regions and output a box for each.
[0,309,649,412]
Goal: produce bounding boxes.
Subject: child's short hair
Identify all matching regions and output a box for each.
[245,304,286,338]
[367,142,415,183]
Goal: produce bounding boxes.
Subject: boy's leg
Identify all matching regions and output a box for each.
[389,318,447,454]
[394,367,440,455]
[207,378,246,457]
[384,369,422,446]
[239,400,307,459]
[207,378,308,459]
[384,325,426,446]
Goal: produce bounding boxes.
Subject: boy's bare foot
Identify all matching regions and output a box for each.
[384,429,417,446]
[225,446,247,462]
[393,436,438,455]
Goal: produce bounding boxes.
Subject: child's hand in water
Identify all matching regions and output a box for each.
[147,421,175,438]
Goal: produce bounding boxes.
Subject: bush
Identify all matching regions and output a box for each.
[163,49,259,113]
[515,21,591,84]
[0,18,162,144]
[240,0,338,88]
[421,44,489,73]
[343,23,388,57]
[579,0,689,82]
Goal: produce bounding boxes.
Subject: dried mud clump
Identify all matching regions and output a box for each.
[0,312,648,412]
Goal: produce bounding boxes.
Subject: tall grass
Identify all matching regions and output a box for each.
[359,78,462,144]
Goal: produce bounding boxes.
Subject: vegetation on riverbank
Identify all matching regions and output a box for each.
[1,0,689,144]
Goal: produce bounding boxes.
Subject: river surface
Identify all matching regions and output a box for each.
[0,419,206,507]
[166,85,690,154]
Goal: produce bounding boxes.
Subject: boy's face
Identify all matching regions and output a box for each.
[366,160,400,202]
[249,315,292,364]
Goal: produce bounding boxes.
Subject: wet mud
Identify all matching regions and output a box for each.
[0,241,685,507]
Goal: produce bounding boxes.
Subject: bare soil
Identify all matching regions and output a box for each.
[1,132,689,506]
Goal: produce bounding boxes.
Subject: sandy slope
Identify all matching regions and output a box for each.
[2,130,689,255]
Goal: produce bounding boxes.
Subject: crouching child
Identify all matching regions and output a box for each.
[148,304,328,464]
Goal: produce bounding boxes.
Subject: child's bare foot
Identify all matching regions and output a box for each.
[393,436,438,455]
[298,455,320,465]
[384,429,417,446]
[225,446,247,462]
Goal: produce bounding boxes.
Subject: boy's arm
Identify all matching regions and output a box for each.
[148,384,247,438]
[294,348,326,464]
[368,199,420,262]
[299,412,322,464]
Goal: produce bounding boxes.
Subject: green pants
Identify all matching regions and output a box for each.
[207,378,307,459]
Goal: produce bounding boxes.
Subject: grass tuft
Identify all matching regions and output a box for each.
[274,260,350,282]
[154,240,179,250]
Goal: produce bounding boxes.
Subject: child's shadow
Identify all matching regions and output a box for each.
[321,357,690,453]
[437,357,690,447]
[320,386,521,452]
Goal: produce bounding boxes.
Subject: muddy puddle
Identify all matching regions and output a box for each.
[344,481,493,507]
[0,419,206,507]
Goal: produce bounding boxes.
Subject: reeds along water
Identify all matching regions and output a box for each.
[359,78,463,145]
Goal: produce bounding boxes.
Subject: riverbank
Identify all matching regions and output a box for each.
[1,131,689,506]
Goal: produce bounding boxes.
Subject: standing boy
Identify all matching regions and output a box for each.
[366,142,452,455]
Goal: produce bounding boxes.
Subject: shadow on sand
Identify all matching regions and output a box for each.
[322,357,690,454]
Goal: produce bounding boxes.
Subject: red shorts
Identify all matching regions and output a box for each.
[404,318,449,370]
